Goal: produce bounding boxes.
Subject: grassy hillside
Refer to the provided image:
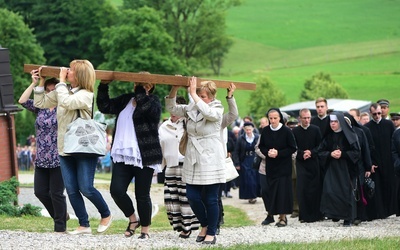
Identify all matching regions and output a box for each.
[221,0,400,117]
[108,0,400,117]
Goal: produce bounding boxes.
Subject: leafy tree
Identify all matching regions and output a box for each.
[299,72,348,101]
[122,0,240,74]
[0,8,45,143]
[5,0,117,68]
[248,76,286,120]
[99,7,187,100]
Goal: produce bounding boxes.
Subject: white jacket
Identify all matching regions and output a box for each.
[165,96,226,185]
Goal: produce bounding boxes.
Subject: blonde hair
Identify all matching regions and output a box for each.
[69,60,95,92]
[315,97,327,105]
[196,81,217,99]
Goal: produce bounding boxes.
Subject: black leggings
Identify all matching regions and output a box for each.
[110,162,154,226]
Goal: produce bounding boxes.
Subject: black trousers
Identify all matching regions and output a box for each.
[34,167,67,232]
[110,162,154,226]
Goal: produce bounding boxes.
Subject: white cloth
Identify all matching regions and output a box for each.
[158,117,185,168]
[111,99,142,166]
[111,98,160,172]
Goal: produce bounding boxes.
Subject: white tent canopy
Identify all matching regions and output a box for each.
[280,98,372,118]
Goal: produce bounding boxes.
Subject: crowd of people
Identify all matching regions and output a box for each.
[17,62,400,245]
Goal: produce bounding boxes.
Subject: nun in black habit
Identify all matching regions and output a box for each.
[259,108,297,227]
[344,112,372,224]
[318,112,360,226]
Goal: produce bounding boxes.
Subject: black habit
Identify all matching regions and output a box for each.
[311,115,330,139]
[365,119,396,219]
[318,112,360,221]
[292,124,322,222]
[391,129,400,216]
[259,125,297,215]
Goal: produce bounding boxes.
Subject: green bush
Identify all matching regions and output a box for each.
[0,177,41,217]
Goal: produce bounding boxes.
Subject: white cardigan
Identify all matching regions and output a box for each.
[158,117,185,168]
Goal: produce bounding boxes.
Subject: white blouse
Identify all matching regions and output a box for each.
[111,98,160,172]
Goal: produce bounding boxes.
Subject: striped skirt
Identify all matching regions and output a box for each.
[164,164,200,233]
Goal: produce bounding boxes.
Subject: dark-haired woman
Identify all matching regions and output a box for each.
[97,77,162,239]
[258,108,297,227]
[19,70,67,233]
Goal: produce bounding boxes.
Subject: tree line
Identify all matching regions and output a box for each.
[0,0,347,144]
[0,0,241,144]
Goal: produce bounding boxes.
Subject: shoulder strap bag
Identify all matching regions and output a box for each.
[63,100,107,156]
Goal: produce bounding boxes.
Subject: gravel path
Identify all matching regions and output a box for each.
[2,174,399,249]
[2,217,400,249]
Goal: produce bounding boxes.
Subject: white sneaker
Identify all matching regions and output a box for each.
[68,227,92,235]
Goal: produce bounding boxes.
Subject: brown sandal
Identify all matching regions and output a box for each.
[125,221,140,237]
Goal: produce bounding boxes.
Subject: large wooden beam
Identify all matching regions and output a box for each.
[24,64,256,90]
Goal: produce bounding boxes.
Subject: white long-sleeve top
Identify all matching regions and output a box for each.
[158,117,185,168]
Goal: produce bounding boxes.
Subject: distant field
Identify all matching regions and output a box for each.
[222,0,400,116]
[226,0,400,49]
[108,0,400,117]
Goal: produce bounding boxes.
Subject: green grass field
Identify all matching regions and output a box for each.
[107,0,400,116]
[222,0,400,116]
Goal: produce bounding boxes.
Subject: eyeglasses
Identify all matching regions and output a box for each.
[372,112,382,116]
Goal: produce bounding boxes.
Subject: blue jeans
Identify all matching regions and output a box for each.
[186,183,220,236]
[59,155,110,227]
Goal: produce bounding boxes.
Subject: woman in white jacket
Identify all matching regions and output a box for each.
[165,77,225,245]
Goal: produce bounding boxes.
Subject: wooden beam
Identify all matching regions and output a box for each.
[24,64,256,90]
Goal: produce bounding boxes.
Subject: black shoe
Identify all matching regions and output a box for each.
[138,232,150,239]
[332,218,340,222]
[196,235,206,242]
[261,216,275,225]
[343,220,352,227]
[179,230,192,239]
[202,236,216,245]
[353,219,361,226]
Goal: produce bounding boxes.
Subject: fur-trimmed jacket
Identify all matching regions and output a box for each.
[96,83,162,166]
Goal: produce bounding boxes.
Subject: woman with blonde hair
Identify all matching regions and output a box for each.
[166,77,225,245]
[34,60,112,235]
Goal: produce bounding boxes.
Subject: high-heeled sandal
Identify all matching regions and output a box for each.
[125,221,140,237]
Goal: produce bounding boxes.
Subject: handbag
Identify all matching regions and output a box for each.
[179,119,188,156]
[253,154,262,170]
[225,157,239,182]
[364,177,375,198]
[64,109,107,156]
